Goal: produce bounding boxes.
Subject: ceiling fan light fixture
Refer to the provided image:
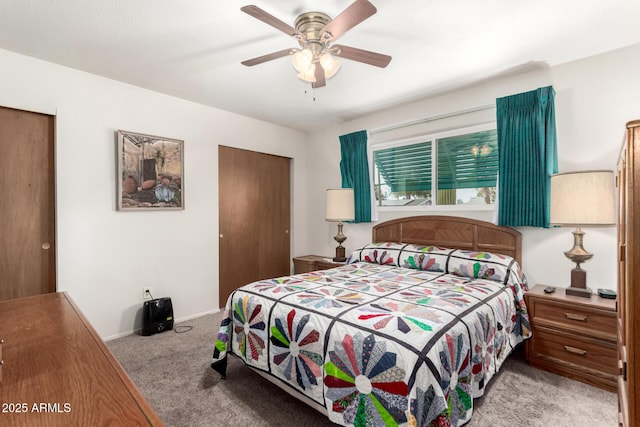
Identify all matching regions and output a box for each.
[241,2,392,88]
[320,53,341,79]
[292,48,313,73]
[297,64,316,83]
[471,144,493,157]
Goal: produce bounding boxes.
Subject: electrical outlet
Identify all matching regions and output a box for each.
[142,287,152,301]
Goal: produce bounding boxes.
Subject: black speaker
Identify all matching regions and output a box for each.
[141,297,174,336]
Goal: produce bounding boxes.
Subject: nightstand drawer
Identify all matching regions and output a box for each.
[293,255,344,274]
[529,297,616,339]
[293,256,319,274]
[530,327,617,376]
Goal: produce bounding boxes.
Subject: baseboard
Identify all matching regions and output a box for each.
[103,307,221,341]
[174,308,221,323]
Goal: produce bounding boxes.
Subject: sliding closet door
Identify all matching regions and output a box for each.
[218,146,291,307]
[0,106,56,300]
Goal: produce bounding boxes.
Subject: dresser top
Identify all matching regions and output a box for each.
[528,284,616,311]
[0,292,162,426]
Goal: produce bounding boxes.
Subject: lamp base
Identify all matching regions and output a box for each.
[570,267,587,289]
[565,267,591,298]
[565,286,592,298]
[333,246,346,262]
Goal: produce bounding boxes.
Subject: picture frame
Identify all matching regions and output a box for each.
[117,130,184,211]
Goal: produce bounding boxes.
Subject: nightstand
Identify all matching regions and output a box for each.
[292,255,345,274]
[525,284,617,391]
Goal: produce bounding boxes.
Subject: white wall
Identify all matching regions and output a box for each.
[2,42,637,339]
[305,43,640,292]
[0,48,307,339]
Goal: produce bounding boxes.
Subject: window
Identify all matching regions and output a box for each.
[373,125,498,207]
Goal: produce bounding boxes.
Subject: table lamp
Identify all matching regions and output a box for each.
[325,189,355,262]
[549,170,615,297]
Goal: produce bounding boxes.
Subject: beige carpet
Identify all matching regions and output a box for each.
[107,312,617,427]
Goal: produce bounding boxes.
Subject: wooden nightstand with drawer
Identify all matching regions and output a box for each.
[525,284,617,392]
[293,255,345,274]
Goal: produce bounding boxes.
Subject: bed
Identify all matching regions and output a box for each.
[211,216,531,426]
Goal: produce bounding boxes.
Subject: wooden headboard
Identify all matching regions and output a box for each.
[372,215,522,266]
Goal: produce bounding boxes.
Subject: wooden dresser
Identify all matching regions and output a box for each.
[525,285,617,392]
[617,119,640,427]
[0,292,163,426]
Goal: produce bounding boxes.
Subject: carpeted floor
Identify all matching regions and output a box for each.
[106,312,618,427]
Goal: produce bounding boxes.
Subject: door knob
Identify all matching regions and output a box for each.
[42,243,51,250]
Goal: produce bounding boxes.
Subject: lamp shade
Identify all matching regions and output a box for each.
[297,64,316,83]
[326,189,355,222]
[550,170,615,225]
[319,53,341,79]
[292,48,313,73]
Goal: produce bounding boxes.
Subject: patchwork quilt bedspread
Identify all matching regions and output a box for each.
[211,243,531,427]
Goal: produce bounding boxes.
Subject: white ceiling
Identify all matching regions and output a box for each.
[2,0,640,131]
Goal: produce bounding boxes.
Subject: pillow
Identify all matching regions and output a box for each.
[349,243,527,289]
[348,242,453,271]
[397,244,452,272]
[347,242,406,266]
[447,249,521,286]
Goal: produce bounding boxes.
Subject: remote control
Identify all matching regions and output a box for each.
[597,288,617,299]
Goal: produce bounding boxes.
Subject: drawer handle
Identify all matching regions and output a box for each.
[564,345,587,356]
[564,313,587,322]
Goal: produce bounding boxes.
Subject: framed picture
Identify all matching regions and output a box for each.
[117,130,184,210]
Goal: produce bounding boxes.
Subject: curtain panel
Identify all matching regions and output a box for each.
[339,130,372,223]
[496,86,558,227]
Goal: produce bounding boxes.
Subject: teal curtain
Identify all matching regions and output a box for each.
[496,86,558,227]
[339,130,372,223]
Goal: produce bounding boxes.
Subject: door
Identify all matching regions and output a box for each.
[218,146,291,307]
[0,106,56,300]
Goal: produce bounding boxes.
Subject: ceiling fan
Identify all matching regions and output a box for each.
[240,0,392,88]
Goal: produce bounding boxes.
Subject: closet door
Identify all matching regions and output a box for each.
[0,106,56,300]
[218,146,291,307]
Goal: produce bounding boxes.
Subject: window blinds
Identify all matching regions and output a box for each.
[437,129,498,190]
[373,129,498,193]
[374,141,432,192]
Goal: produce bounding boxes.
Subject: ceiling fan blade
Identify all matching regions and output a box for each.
[332,44,391,68]
[241,48,293,66]
[241,5,302,38]
[312,65,326,88]
[320,0,377,42]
